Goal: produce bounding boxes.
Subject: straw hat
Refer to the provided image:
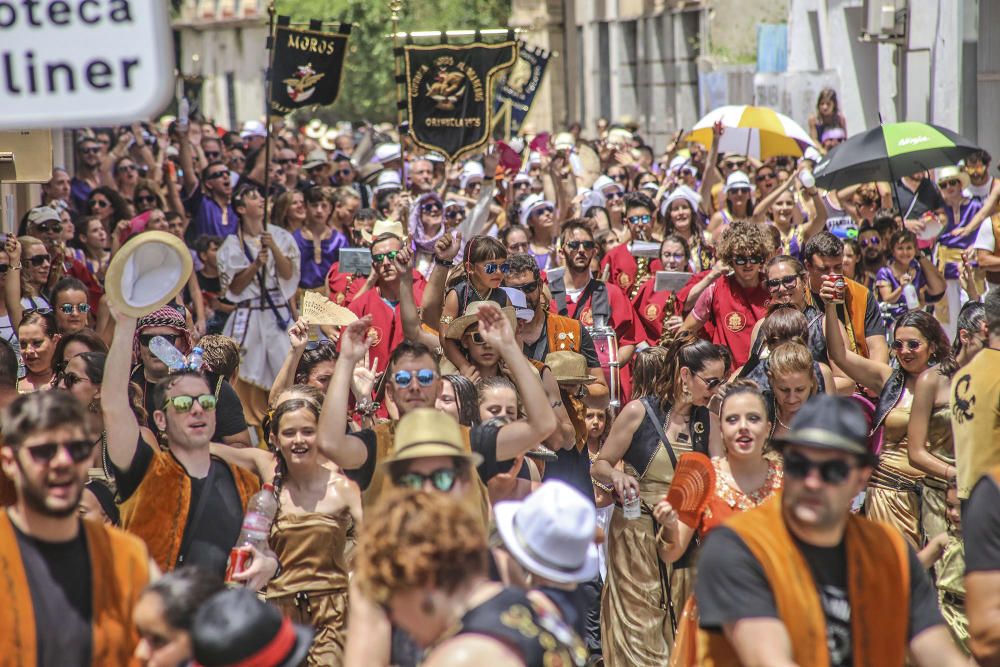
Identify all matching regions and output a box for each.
[936,165,971,191]
[545,351,595,385]
[105,231,193,318]
[382,409,483,467]
[360,218,406,244]
[304,119,326,140]
[445,301,516,340]
[494,480,599,584]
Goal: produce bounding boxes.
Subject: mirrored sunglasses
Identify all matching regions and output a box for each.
[162,394,218,413]
[393,369,437,387]
[395,468,459,492]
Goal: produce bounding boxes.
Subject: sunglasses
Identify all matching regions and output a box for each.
[117,163,137,173]
[274,158,296,166]
[206,170,230,181]
[729,187,752,195]
[80,146,101,155]
[891,339,924,352]
[940,179,961,189]
[393,368,437,388]
[755,172,775,182]
[89,199,110,209]
[372,250,399,264]
[27,254,50,266]
[395,467,459,492]
[22,439,96,464]
[136,194,158,205]
[421,203,443,214]
[566,240,596,251]
[604,190,624,201]
[204,151,222,160]
[611,173,628,182]
[33,221,61,234]
[724,161,747,169]
[860,236,881,247]
[60,373,87,389]
[627,214,652,225]
[510,280,539,293]
[695,372,724,390]
[732,255,764,266]
[446,208,466,220]
[59,303,91,314]
[784,451,856,485]
[765,275,799,291]
[532,205,554,217]
[162,393,218,412]
[482,262,510,275]
[139,333,178,348]
[468,331,486,345]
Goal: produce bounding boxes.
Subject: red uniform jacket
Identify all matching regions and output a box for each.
[692,275,769,367]
[348,277,427,374]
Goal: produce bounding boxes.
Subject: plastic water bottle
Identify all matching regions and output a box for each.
[187,346,204,371]
[225,483,278,585]
[902,282,919,310]
[799,169,816,189]
[623,489,641,520]
[149,336,187,372]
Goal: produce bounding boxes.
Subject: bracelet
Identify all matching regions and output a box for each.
[355,399,380,417]
[434,257,454,267]
[9,264,20,270]
[591,476,613,493]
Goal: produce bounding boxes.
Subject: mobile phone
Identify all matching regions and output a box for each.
[340,248,372,276]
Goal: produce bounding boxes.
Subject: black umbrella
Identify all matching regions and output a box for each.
[813,121,980,193]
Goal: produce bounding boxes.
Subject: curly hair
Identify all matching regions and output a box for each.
[355,489,488,604]
[718,221,774,265]
[198,335,241,380]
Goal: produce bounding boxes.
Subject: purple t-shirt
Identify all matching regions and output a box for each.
[70,177,92,213]
[183,183,239,243]
[875,261,926,318]
[293,228,349,289]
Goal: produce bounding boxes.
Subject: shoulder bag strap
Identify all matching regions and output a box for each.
[641,397,677,469]
[549,274,569,316]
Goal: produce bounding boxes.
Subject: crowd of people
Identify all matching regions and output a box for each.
[3,84,1000,667]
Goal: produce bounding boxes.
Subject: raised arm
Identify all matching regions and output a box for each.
[3,235,24,331]
[317,316,375,469]
[420,232,460,330]
[698,123,723,217]
[175,123,199,196]
[268,319,309,406]
[101,308,141,470]
[396,245,446,349]
[823,298,890,394]
[477,304,557,460]
[752,167,801,222]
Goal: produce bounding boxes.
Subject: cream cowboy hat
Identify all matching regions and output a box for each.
[105,231,193,318]
[445,301,517,340]
[545,351,596,385]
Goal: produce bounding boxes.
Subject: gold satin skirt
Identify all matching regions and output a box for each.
[601,505,674,667]
[921,479,949,545]
[268,589,348,667]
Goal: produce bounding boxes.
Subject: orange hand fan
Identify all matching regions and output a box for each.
[665,452,716,528]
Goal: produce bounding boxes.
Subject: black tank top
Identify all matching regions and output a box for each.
[457,586,588,667]
[450,280,510,312]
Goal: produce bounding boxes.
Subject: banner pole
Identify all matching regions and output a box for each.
[262,0,277,226]
[390,0,405,183]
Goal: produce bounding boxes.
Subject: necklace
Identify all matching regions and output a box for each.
[469,281,492,302]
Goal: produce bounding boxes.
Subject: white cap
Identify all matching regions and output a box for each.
[501,287,535,321]
[240,120,267,139]
[669,155,697,175]
[519,193,555,226]
[494,481,599,584]
[593,175,622,195]
[373,170,402,193]
[660,185,702,217]
[803,146,823,163]
[460,161,485,190]
[724,170,752,192]
[374,143,402,163]
[425,152,446,163]
[553,132,575,151]
[580,189,607,214]
[513,172,533,186]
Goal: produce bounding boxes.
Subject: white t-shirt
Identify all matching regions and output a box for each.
[964,177,994,202]
[974,219,999,287]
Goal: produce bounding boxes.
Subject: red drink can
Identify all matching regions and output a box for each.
[224,547,250,585]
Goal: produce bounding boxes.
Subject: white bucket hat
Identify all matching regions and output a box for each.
[660,184,702,217]
[518,193,554,227]
[374,143,402,163]
[494,480,599,584]
[459,161,485,191]
[373,170,402,193]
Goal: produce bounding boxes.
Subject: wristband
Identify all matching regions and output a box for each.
[434,257,454,267]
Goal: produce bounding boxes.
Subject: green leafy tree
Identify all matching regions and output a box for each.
[275,0,510,122]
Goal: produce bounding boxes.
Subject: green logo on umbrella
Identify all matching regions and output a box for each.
[883,122,952,156]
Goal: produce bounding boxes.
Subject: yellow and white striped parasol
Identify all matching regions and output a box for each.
[685,105,819,159]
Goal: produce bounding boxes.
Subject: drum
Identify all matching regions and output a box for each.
[588,324,620,409]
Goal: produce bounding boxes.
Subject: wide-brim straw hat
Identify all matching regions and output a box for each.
[105,231,192,318]
[545,351,595,385]
[936,165,971,191]
[445,301,517,340]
